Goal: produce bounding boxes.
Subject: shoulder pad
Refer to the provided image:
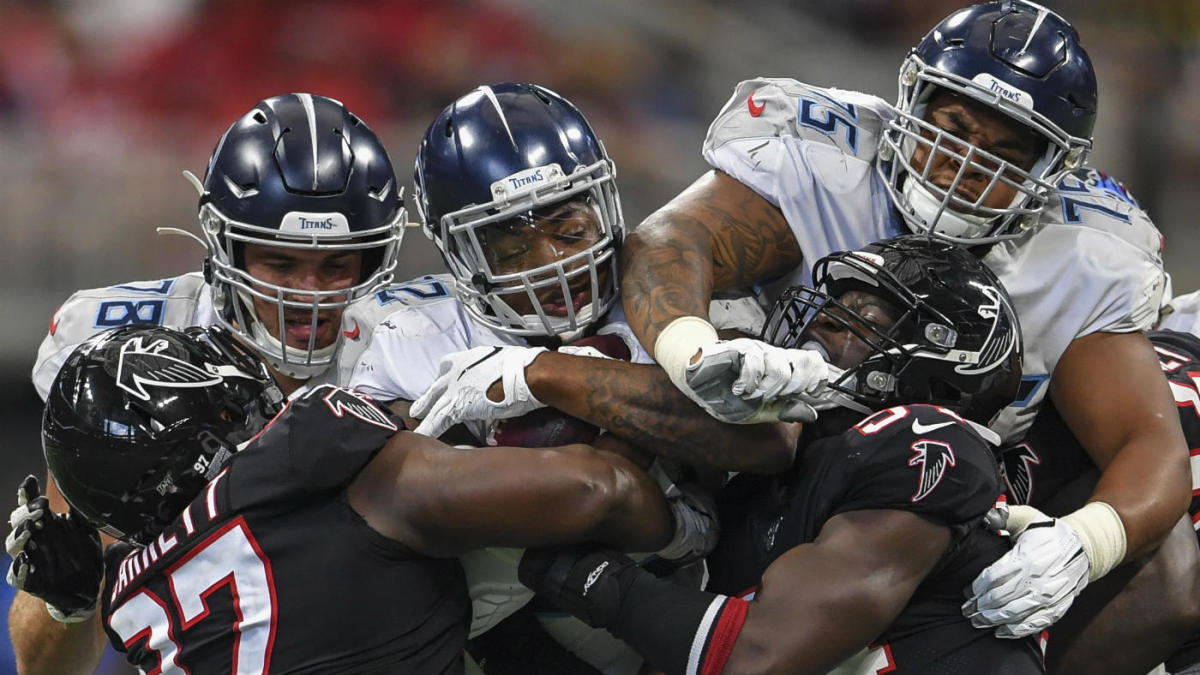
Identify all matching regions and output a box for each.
[32,274,209,400]
[704,78,892,160]
[1042,169,1162,254]
[268,384,401,493]
[348,274,456,324]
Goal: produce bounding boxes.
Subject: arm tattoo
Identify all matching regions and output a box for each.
[620,171,803,349]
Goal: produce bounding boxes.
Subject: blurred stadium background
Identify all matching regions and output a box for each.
[0,1,1197,671]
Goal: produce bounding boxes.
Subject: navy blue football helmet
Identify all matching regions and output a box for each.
[43,325,283,545]
[414,83,623,337]
[197,93,405,377]
[880,1,1098,242]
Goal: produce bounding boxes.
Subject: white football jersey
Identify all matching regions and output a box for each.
[704,77,1168,442]
[1159,290,1200,335]
[31,271,433,402]
[347,274,654,667]
[349,275,653,405]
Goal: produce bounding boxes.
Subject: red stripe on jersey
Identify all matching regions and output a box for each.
[701,596,749,675]
[1191,448,1200,497]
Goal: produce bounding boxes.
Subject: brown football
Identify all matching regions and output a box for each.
[489,334,631,447]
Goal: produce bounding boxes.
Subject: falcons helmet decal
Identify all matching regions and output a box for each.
[116,336,225,401]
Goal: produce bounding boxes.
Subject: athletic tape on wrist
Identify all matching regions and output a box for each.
[1061,501,1127,582]
[654,316,719,387]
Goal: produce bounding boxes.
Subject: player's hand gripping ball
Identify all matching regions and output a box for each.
[490,334,630,447]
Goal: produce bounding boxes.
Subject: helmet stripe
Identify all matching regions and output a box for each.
[296,93,320,190]
[478,85,518,148]
[1017,9,1049,57]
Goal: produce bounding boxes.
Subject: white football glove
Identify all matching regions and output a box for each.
[682,339,840,424]
[412,345,548,439]
[555,344,616,360]
[647,461,719,565]
[962,504,1090,638]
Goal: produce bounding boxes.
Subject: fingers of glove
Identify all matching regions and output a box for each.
[556,345,612,360]
[6,552,29,589]
[659,494,721,563]
[750,349,793,399]
[17,475,40,507]
[793,349,833,395]
[409,379,447,420]
[730,344,764,397]
[966,582,1069,627]
[8,497,46,532]
[994,613,1058,639]
[412,404,453,439]
[5,521,33,557]
[983,503,1010,532]
[1003,505,1050,538]
[967,556,1027,608]
[965,553,1086,625]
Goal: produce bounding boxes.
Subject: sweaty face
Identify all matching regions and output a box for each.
[801,289,901,370]
[241,244,362,350]
[910,90,1045,213]
[480,197,607,317]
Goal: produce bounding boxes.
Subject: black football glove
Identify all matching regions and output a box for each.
[5,475,103,622]
[518,545,645,629]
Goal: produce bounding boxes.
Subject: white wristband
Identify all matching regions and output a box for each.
[1061,501,1127,582]
[653,316,719,388]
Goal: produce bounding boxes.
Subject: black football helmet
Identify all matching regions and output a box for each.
[198,93,405,378]
[414,83,623,337]
[42,325,284,546]
[762,235,1023,425]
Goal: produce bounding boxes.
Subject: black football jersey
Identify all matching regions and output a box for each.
[99,384,469,674]
[706,404,1044,674]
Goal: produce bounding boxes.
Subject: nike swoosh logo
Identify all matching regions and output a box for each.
[49,314,61,336]
[747,92,766,117]
[342,320,360,340]
[911,419,956,435]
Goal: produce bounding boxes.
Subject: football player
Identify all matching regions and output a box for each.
[989,326,1200,675]
[354,81,797,472]
[349,82,794,673]
[13,92,411,671]
[5,324,692,673]
[522,235,1045,674]
[616,0,1187,639]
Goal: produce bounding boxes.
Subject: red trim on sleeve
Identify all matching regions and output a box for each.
[701,597,750,675]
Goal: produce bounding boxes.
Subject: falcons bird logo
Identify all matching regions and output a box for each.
[909,440,956,502]
[116,337,224,401]
[997,442,1042,505]
[318,385,398,431]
